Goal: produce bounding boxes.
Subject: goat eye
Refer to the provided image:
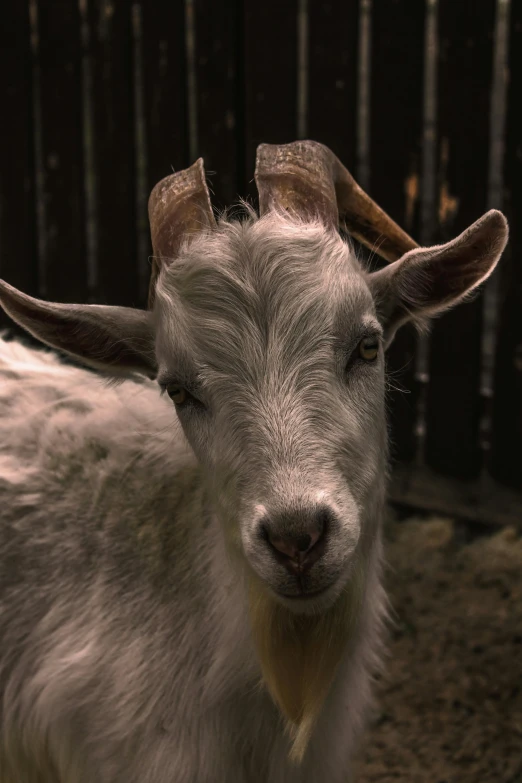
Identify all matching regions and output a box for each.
[166,385,188,405]
[359,337,379,362]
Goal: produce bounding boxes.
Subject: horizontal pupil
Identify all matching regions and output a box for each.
[167,387,184,400]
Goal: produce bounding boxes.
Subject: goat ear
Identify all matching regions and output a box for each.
[0,281,157,378]
[368,209,509,347]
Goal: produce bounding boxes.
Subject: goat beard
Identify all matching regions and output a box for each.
[247,564,364,765]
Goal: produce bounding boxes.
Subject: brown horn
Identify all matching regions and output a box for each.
[148,158,216,308]
[255,140,418,263]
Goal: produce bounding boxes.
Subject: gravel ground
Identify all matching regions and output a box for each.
[355,512,522,782]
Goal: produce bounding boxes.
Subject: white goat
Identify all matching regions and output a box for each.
[0,141,508,782]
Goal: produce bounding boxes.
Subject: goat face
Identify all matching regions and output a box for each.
[0,141,508,621]
[153,213,386,613]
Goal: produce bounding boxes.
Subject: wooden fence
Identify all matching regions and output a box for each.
[0,0,521,523]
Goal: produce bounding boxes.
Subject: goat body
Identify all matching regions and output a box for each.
[0,140,508,782]
[0,334,385,782]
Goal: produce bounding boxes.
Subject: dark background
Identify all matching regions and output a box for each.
[0,0,521,520]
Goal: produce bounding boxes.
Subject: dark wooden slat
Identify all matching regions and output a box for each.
[88,0,137,308]
[307,0,359,170]
[140,1,188,192]
[36,0,87,303]
[0,0,36,327]
[243,0,299,201]
[139,0,187,287]
[370,0,425,464]
[390,464,522,531]
[490,7,522,490]
[194,0,241,208]
[424,0,496,480]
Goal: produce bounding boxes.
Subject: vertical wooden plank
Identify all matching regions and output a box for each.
[139,0,187,300]
[36,0,87,303]
[0,0,36,324]
[490,4,522,490]
[88,0,137,307]
[307,0,359,169]
[243,0,299,200]
[424,0,496,479]
[194,0,241,208]
[140,0,188,192]
[370,0,425,464]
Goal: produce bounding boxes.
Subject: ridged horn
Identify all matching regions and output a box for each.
[255,140,418,262]
[148,158,216,308]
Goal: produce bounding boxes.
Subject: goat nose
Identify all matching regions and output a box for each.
[261,507,330,573]
[268,529,321,559]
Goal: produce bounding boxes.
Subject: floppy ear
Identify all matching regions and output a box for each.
[368,209,509,347]
[0,281,157,378]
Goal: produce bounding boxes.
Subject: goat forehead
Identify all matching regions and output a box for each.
[155,215,375,369]
[160,214,368,299]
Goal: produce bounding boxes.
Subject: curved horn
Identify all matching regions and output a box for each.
[148,158,216,308]
[255,140,418,263]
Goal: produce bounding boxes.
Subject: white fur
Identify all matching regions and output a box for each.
[0,211,394,782]
[0,329,387,782]
[0,189,508,783]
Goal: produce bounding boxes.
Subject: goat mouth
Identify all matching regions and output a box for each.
[277,583,330,600]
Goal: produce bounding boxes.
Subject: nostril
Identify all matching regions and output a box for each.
[295,534,312,552]
[259,523,270,543]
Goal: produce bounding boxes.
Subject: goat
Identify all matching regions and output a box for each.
[0,140,508,782]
